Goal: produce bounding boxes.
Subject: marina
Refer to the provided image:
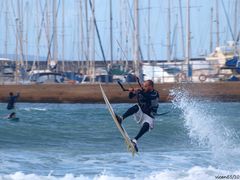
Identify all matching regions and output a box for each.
[0,0,240,179]
[0,0,239,88]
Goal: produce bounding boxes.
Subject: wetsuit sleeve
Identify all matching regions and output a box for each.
[16,94,20,99]
[129,89,143,99]
[13,94,20,101]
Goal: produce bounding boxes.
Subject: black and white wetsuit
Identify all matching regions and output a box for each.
[129,89,159,118]
[121,89,159,141]
[122,89,159,129]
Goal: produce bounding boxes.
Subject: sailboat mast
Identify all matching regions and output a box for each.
[62,0,65,72]
[5,1,8,58]
[234,0,239,55]
[119,0,123,63]
[186,0,191,80]
[36,0,40,69]
[109,0,113,65]
[52,0,58,69]
[210,7,213,53]
[25,2,29,69]
[90,0,95,82]
[85,0,90,74]
[133,0,140,78]
[178,0,185,58]
[17,0,24,67]
[21,0,24,67]
[147,0,151,62]
[15,17,19,83]
[46,0,51,68]
[124,0,129,72]
[79,0,85,73]
[216,0,220,47]
[167,0,171,62]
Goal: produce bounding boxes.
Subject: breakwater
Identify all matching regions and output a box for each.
[0,82,240,103]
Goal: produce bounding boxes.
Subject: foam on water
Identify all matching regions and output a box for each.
[21,107,47,112]
[2,166,240,180]
[170,88,240,165]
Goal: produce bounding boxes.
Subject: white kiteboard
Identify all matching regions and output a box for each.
[100,84,137,156]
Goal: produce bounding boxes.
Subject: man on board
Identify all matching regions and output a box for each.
[7,92,20,118]
[116,80,159,152]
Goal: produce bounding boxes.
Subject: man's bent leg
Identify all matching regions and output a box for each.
[134,122,150,141]
[116,105,140,125]
[122,104,139,120]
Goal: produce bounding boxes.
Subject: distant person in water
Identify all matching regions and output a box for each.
[7,92,20,118]
[7,92,20,110]
[7,112,16,119]
[116,80,159,152]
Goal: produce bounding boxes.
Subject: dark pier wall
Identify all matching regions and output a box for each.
[0,82,240,103]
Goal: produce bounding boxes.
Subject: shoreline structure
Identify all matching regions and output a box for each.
[1,82,240,103]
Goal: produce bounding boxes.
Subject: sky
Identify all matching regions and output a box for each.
[0,0,239,62]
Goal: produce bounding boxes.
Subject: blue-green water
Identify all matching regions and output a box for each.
[0,90,240,180]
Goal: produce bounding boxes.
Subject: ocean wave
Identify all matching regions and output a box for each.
[21,107,47,112]
[147,166,240,180]
[2,166,240,180]
[170,88,240,162]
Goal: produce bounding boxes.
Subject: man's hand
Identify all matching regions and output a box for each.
[128,88,134,92]
[128,88,141,92]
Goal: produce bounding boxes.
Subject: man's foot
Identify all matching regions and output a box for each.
[131,139,138,152]
[115,114,123,125]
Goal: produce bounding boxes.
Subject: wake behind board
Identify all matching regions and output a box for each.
[99,84,137,156]
[9,117,20,122]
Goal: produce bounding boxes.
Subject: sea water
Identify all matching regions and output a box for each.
[0,89,240,180]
